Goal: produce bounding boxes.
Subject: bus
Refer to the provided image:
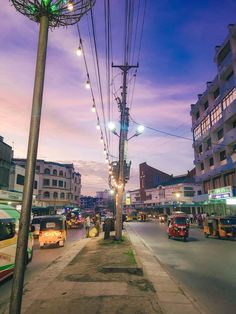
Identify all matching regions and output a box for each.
[0,204,34,282]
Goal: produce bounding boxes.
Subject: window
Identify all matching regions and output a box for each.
[36,166,40,173]
[0,219,15,241]
[196,111,200,120]
[53,192,58,199]
[75,186,76,192]
[58,180,63,187]
[53,169,57,176]
[60,192,65,199]
[217,128,224,141]
[213,88,220,99]
[203,180,211,193]
[198,145,202,154]
[222,87,236,110]
[211,103,222,126]
[209,157,214,166]
[43,179,50,186]
[16,174,24,185]
[43,191,50,198]
[213,176,221,189]
[52,180,57,187]
[184,191,195,197]
[204,101,209,110]
[64,182,66,188]
[220,150,226,161]
[200,162,204,170]
[59,170,63,177]
[224,172,234,186]
[44,168,50,174]
[193,125,202,140]
[206,137,211,150]
[201,116,210,135]
[233,120,236,128]
[34,181,38,189]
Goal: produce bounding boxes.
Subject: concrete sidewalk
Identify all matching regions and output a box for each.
[5,226,204,314]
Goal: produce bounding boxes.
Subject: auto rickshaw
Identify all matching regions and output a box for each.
[158,213,167,223]
[39,215,67,248]
[203,216,236,239]
[138,212,147,222]
[167,214,189,241]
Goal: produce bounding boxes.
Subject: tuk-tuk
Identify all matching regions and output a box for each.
[203,216,236,239]
[138,212,147,222]
[158,213,167,223]
[39,215,67,248]
[167,214,189,241]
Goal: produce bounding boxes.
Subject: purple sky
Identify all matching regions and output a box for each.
[1,1,236,195]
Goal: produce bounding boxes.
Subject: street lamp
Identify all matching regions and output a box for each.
[9,1,95,313]
[127,125,145,141]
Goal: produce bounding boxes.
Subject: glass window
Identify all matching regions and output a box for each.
[16,174,24,186]
[209,157,214,166]
[217,128,224,140]
[53,169,57,176]
[36,166,40,173]
[43,179,50,186]
[233,120,236,128]
[196,111,200,120]
[59,170,63,177]
[34,181,38,189]
[53,192,58,199]
[193,124,202,140]
[213,88,220,99]
[200,162,204,170]
[224,172,234,186]
[43,191,50,198]
[222,87,236,110]
[201,116,210,135]
[59,180,63,187]
[213,176,221,189]
[211,103,222,126]
[60,192,65,199]
[44,168,50,174]
[206,137,211,150]
[204,101,209,110]
[220,150,226,161]
[198,145,202,154]
[52,180,57,186]
[0,219,15,241]
[203,180,211,193]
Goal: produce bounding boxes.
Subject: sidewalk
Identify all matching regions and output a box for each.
[10,225,203,314]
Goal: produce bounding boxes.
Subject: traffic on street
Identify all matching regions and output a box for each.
[127,219,236,314]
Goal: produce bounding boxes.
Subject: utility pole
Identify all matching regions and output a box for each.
[9,1,94,313]
[112,62,138,240]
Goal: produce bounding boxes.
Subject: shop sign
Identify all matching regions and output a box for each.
[126,192,131,205]
[0,190,22,201]
[209,186,232,200]
[226,197,236,205]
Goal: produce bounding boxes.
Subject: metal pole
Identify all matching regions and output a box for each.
[9,15,49,314]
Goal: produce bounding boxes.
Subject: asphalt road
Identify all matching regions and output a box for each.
[127,220,236,314]
[0,227,85,312]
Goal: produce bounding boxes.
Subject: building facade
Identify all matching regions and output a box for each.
[14,159,81,208]
[0,136,12,190]
[191,24,236,215]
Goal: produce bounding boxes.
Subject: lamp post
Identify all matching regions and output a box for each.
[9,1,95,313]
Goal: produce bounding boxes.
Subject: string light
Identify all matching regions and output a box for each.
[67,1,74,11]
[100,136,104,143]
[91,103,96,112]
[96,123,100,130]
[85,80,90,89]
[76,46,82,56]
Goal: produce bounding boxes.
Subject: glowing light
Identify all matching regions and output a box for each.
[96,123,100,130]
[67,1,74,11]
[103,148,107,154]
[110,190,115,195]
[108,121,116,131]
[91,104,96,112]
[76,46,82,56]
[137,125,145,134]
[85,80,90,89]
[100,137,104,143]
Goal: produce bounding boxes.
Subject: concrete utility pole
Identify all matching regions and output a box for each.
[112,62,138,240]
[9,1,95,313]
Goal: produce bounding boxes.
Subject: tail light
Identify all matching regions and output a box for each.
[39,231,42,236]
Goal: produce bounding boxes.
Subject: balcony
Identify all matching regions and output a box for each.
[223,99,236,122]
[224,127,236,146]
[218,52,233,76]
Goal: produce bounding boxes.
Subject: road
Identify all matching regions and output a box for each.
[127,220,236,314]
[0,228,85,312]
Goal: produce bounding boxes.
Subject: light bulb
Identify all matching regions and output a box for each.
[100,137,104,143]
[85,80,90,89]
[76,46,82,56]
[67,1,74,11]
[91,104,96,112]
[96,123,100,130]
[108,121,116,131]
[103,149,107,154]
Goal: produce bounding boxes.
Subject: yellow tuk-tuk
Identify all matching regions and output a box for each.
[39,215,67,248]
[203,216,236,239]
[138,212,147,222]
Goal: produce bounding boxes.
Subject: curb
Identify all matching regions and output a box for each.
[125,224,206,314]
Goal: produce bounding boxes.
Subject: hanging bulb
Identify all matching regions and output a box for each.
[91,104,96,113]
[96,123,100,130]
[85,80,90,89]
[100,136,104,143]
[76,46,82,56]
[67,1,74,11]
[103,148,107,154]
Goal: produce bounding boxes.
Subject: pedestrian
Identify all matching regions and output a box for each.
[85,216,91,237]
[94,215,100,237]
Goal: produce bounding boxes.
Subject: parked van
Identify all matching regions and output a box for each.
[0,204,34,282]
[39,215,67,248]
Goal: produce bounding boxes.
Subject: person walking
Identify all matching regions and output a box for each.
[85,216,91,238]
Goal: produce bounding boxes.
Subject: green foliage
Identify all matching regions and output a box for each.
[124,249,136,265]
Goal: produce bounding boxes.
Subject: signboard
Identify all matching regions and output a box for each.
[209,186,232,200]
[126,193,131,206]
[226,197,236,205]
[0,190,22,201]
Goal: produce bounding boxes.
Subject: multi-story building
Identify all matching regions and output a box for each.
[0,136,12,190]
[13,159,81,208]
[139,162,172,202]
[191,24,236,215]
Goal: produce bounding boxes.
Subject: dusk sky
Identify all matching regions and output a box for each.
[1,1,236,195]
